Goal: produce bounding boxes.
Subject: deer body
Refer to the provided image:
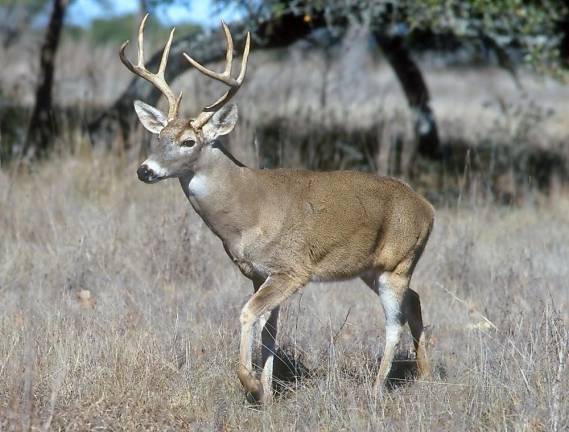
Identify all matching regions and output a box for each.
[180,145,433,284]
[122,15,434,404]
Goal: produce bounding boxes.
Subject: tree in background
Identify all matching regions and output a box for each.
[20,0,194,158]
[221,0,566,70]
[91,0,567,160]
[24,0,69,158]
[88,8,323,146]
[215,0,567,157]
[0,0,45,48]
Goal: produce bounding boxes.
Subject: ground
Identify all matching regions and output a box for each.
[0,151,567,431]
[2,10,569,430]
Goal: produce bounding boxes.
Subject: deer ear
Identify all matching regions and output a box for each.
[134,100,167,134]
[202,104,238,141]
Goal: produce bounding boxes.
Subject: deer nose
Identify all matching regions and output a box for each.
[137,164,154,182]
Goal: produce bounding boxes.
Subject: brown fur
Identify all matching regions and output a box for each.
[174,145,434,403]
[125,15,434,402]
[133,112,434,404]
[185,161,434,282]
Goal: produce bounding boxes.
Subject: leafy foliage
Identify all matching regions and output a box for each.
[214,0,568,72]
[0,0,47,46]
[64,13,202,46]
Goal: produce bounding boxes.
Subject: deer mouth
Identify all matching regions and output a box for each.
[140,175,161,184]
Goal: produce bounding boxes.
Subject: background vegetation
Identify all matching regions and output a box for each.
[0,0,568,430]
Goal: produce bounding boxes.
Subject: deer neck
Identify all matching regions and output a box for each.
[178,142,259,243]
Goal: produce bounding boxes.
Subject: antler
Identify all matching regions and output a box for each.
[183,21,251,129]
[119,14,182,121]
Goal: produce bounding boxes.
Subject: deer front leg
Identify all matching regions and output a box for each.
[238,274,305,404]
[260,306,279,400]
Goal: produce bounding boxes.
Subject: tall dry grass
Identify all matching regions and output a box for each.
[0,142,567,430]
[1,24,568,431]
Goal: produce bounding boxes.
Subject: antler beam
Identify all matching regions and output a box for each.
[119,14,182,121]
[183,21,251,129]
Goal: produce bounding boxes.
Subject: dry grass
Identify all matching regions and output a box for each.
[1,24,568,431]
[0,144,567,430]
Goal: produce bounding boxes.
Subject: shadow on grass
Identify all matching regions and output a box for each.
[263,347,448,399]
[271,347,313,395]
[384,354,422,390]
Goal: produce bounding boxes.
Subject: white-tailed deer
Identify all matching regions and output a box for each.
[121,15,434,404]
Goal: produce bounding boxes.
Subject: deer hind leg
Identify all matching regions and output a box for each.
[361,271,407,392]
[238,274,305,404]
[374,272,408,392]
[403,288,430,378]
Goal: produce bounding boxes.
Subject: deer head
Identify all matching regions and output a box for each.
[120,14,251,183]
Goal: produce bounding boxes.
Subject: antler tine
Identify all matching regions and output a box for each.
[158,27,175,77]
[222,21,234,76]
[203,31,250,112]
[137,13,149,68]
[184,23,251,129]
[119,14,182,121]
[183,22,237,86]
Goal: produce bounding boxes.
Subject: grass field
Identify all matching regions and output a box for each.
[0,147,567,430]
[1,19,569,430]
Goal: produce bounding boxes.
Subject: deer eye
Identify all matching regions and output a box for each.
[181,139,196,148]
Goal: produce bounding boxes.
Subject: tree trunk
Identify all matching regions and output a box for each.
[88,12,325,147]
[373,32,441,159]
[24,0,68,158]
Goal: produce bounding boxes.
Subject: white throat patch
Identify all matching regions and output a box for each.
[188,174,209,198]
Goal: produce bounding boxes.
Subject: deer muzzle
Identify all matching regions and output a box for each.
[137,164,158,183]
